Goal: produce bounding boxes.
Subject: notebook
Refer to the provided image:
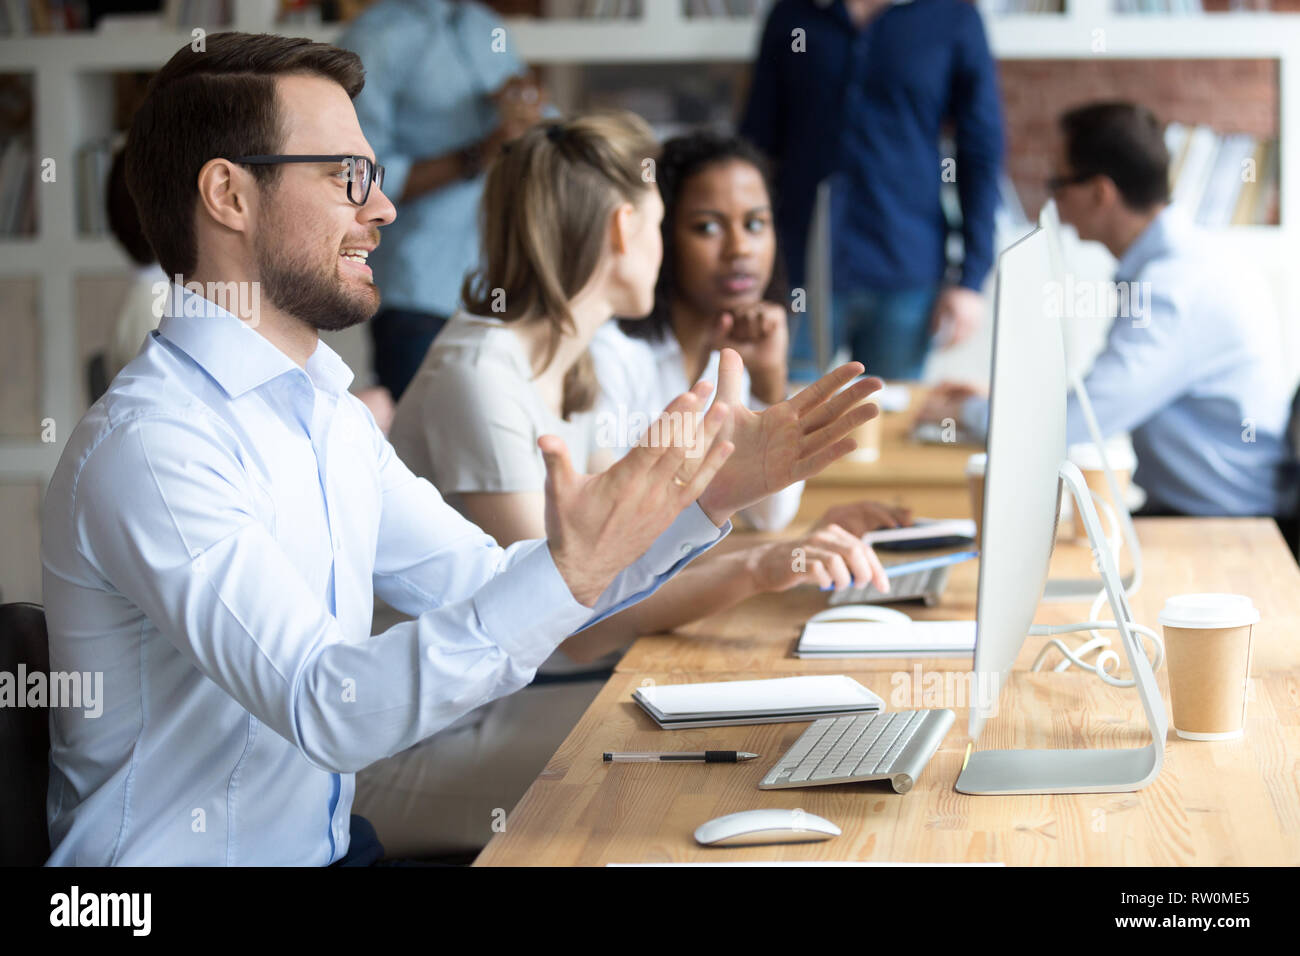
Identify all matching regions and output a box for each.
[797,619,977,659]
[633,675,884,729]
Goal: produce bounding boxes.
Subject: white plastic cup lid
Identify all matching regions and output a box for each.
[965,452,987,477]
[1158,593,1260,630]
[1067,440,1137,473]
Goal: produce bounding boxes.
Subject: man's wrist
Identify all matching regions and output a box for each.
[547,541,609,609]
[697,492,735,529]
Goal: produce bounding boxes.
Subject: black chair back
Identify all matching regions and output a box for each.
[0,603,51,865]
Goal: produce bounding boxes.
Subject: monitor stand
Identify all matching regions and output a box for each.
[1043,373,1143,603]
[955,460,1167,795]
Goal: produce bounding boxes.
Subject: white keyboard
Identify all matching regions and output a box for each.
[758,710,955,793]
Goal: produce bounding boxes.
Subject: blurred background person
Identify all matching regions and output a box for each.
[339,0,546,400]
[593,128,910,536]
[104,146,167,387]
[740,0,1004,380]
[918,102,1296,521]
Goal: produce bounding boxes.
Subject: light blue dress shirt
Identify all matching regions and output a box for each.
[961,206,1296,517]
[338,0,522,316]
[41,286,728,866]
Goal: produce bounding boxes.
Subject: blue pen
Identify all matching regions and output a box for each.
[820,549,980,590]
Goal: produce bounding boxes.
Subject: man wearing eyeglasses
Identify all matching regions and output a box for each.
[917,101,1296,521]
[40,32,878,865]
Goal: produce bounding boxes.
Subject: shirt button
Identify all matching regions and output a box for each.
[680,543,693,555]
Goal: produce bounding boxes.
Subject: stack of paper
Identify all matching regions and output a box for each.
[633,675,883,729]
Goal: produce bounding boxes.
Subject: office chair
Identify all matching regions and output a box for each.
[0,603,51,866]
[1282,385,1300,560]
[87,351,110,405]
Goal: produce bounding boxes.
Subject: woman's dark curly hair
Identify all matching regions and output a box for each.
[619,129,787,342]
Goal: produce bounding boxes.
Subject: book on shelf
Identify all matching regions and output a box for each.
[162,0,232,29]
[542,0,641,16]
[2,0,92,34]
[978,0,1066,12]
[1111,0,1205,11]
[76,134,122,237]
[0,133,35,236]
[683,0,764,17]
[1165,121,1278,227]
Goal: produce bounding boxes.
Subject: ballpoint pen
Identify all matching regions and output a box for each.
[602,751,760,763]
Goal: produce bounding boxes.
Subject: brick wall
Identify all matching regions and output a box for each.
[999,58,1279,218]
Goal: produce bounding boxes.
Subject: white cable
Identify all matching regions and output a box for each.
[1029,620,1165,688]
[1048,493,1125,676]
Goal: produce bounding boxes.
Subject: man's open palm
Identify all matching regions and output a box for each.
[698,350,883,520]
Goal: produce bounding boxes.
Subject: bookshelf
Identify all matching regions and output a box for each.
[0,0,1298,603]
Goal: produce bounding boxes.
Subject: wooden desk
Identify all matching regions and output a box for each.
[617,519,1276,674]
[477,519,1300,866]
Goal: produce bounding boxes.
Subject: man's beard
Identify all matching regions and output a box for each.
[254,213,380,333]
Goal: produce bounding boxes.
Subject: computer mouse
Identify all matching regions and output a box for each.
[808,605,912,625]
[694,809,841,847]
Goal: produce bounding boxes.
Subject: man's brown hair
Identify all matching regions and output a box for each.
[1059,101,1170,211]
[124,32,365,280]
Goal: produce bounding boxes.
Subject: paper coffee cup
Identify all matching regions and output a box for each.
[847,399,882,462]
[1158,593,1259,741]
[1067,441,1136,540]
[966,453,986,547]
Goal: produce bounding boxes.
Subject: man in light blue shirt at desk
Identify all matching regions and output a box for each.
[41,33,873,866]
[338,0,543,399]
[919,101,1297,519]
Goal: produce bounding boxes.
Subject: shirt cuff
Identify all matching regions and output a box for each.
[634,501,730,577]
[470,538,592,668]
[958,264,989,293]
[960,394,991,442]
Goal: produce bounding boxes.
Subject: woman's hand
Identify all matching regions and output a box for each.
[711,302,788,405]
[813,500,912,537]
[747,523,889,595]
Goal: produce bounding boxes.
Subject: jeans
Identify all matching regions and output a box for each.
[791,286,940,381]
[369,306,449,402]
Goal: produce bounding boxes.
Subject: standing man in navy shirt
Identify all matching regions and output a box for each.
[741,0,1004,380]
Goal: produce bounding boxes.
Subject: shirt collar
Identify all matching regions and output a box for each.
[1114,204,1187,282]
[156,283,355,399]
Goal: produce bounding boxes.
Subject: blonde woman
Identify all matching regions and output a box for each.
[362,112,880,857]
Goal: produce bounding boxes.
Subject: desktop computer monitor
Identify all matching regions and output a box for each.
[965,224,1066,744]
[1036,199,1144,602]
[956,224,1166,795]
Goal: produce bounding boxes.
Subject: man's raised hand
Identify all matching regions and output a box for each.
[541,382,734,607]
[696,350,882,524]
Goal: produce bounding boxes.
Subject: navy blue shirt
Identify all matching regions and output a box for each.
[740,0,1004,293]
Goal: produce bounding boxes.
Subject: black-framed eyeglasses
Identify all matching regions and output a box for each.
[1046,170,1096,193]
[233,154,385,206]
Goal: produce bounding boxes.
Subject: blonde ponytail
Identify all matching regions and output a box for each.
[462,110,660,419]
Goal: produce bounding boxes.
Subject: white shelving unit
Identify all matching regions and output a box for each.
[0,0,1296,599]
